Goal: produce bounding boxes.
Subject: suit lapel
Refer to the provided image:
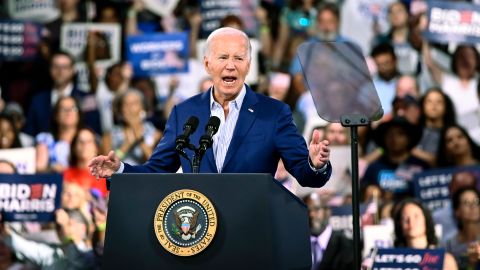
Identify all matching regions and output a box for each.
[222,86,259,171]
[317,231,339,269]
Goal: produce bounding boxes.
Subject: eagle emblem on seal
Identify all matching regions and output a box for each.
[173,206,202,240]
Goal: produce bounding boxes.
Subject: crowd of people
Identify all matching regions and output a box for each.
[0,0,479,269]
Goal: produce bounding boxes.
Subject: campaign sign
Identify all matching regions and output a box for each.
[7,0,59,23]
[126,32,189,76]
[143,0,180,17]
[413,168,453,211]
[0,147,36,174]
[60,23,121,63]
[200,0,258,38]
[363,224,394,257]
[372,248,445,270]
[0,20,42,61]
[424,1,480,45]
[0,174,62,222]
[413,166,480,211]
[329,204,368,237]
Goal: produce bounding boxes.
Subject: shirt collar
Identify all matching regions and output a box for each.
[210,84,246,111]
[311,224,332,250]
[51,83,74,105]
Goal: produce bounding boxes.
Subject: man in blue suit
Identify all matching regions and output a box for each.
[89,27,332,187]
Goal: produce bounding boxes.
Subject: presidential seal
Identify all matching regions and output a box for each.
[153,189,217,256]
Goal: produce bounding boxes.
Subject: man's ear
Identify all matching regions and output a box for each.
[204,56,211,74]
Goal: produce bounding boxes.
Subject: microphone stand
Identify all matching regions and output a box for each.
[340,113,369,270]
[192,152,201,173]
[176,141,209,174]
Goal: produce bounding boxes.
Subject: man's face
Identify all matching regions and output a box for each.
[305,198,329,236]
[50,55,75,87]
[204,33,250,101]
[384,126,409,153]
[374,53,397,81]
[316,10,339,41]
[325,123,348,145]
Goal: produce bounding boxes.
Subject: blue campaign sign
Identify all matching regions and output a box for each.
[372,248,445,270]
[0,174,63,222]
[330,204,368,232]
[0,20,42,60]
[424,1,480,45]
[412,168,453,211]
[126,32,189,76]
[413,166,480,211]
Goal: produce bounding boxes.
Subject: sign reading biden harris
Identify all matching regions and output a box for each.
[0,174,62,222]
[372,248,445,270]
[424,1,480,44]
[126,32,189,77]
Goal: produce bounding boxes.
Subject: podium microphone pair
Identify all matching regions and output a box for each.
[175,116,221,172]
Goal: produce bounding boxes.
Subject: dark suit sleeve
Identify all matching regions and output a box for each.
[24,93,49,137]
[123,106,181,173]
[274,104,331,187]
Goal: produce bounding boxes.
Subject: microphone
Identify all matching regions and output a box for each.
[175,116,199,152]
[198,116,221,152]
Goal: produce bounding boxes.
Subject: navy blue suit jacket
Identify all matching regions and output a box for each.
[124,86,331,187]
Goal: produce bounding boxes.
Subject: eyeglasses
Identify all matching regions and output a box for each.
[51,64,73,70]
[461,199,480,208]
[59,106,78,113]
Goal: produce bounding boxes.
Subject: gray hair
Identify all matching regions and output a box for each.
[203,27,252,60]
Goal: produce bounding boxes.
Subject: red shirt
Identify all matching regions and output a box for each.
[63,167,109,197]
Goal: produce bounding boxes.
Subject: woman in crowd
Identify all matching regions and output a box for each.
[445,187,480,269]
[373,1,419,75]
[413,88,456,166]
[423,40,480,127]
[102,89,162,165]
[64,127,108,198]
[393,198,458,270]
[36,96,82,173]
[436,125,480,168]
[0,114,21,149]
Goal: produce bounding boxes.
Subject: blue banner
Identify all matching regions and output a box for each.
[126,32,189,76]
[0,20,42,60]
[0,174,63,222]
[413,166,480,211]
[372,248,445,270]
[413,168,453,211]
[330,204,368,233]
[424,1,480,45]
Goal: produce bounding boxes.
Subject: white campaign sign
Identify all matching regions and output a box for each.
[7,0,59,23]
[0,147,36,174]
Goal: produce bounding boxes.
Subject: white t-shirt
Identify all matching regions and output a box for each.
[95,80,115,133]
[441,73,479,117]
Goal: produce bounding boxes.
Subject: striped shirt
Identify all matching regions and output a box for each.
[210,85,246,172]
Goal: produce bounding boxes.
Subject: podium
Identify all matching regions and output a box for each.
[103,173,312,270]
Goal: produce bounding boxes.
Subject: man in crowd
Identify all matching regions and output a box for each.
[24,51,101,136]
[304,193,354,269]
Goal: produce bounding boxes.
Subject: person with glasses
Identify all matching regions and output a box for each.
[445,187,480,270]
[36,96,82,172]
